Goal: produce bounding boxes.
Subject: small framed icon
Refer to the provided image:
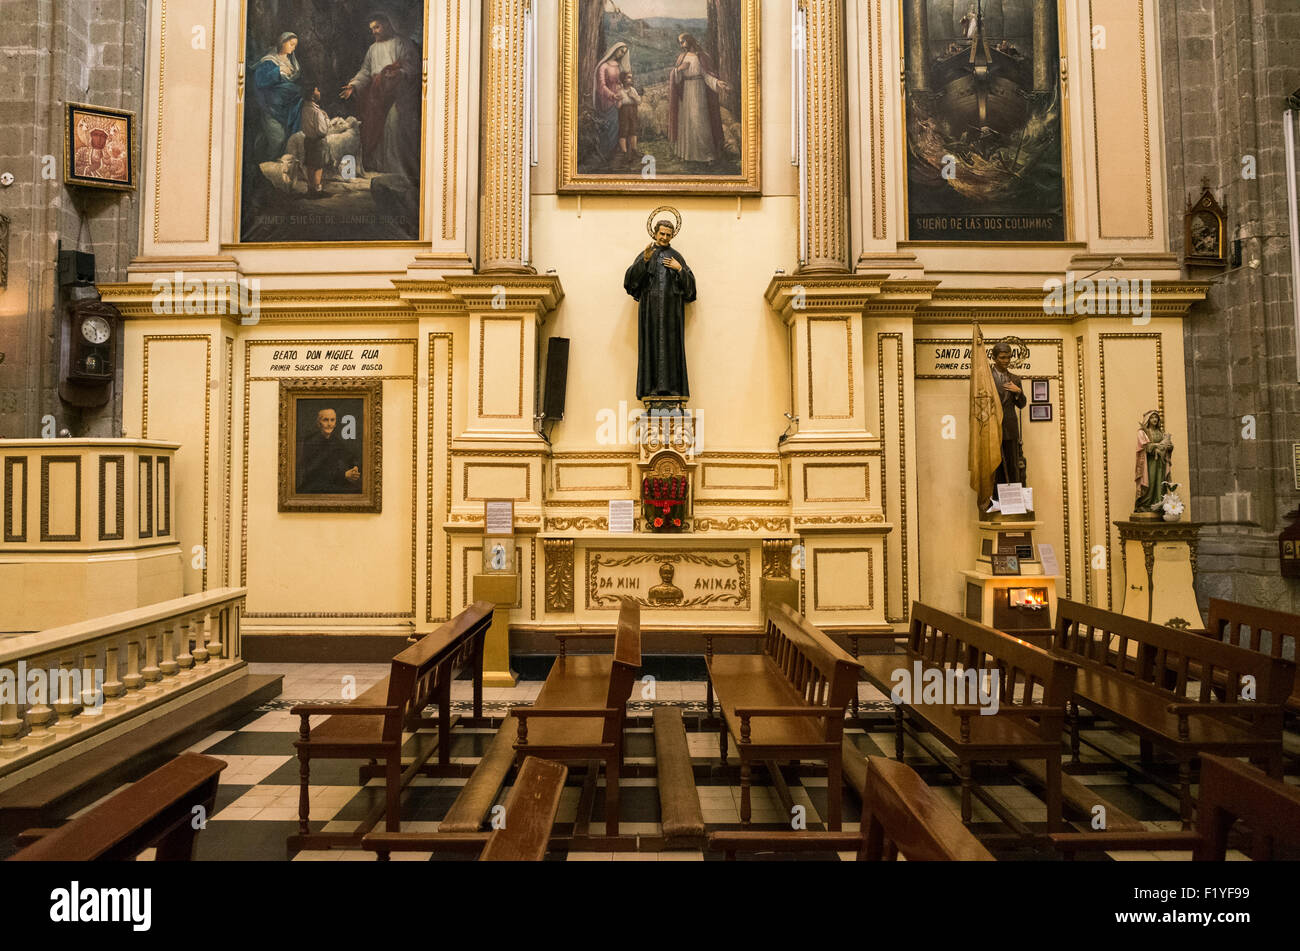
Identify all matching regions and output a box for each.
[1029,403,1053,422]
[991,553,1021,576]
[65,102,136,191]
[1031,379,1050,403]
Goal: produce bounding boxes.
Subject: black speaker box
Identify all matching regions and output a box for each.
[58,249,96,286]
[542,337,570,421]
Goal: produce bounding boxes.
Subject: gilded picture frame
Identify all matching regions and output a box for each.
[278,379,383,512]
[64,102,136,191]
[234,0,430,245]
[557,0,761,194]
[898,0,1072,243]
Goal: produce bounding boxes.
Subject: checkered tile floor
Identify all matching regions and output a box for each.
[12,659,1298,861]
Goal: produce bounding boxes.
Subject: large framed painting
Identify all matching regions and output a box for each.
[278,379,383,513]
[558,0,760,194]
[901,0,1067,242]
[238,0,427,243]
[64,103,136,191]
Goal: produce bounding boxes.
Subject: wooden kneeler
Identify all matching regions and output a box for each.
[362,756,568,861]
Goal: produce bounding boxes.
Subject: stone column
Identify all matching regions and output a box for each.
[480,0,532,273]
[904,0,932,92]
[1033,0,1052,92]
[800,0,850,273]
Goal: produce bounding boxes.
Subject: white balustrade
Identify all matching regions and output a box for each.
[0,589,246,779]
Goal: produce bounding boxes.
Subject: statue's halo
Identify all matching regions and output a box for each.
[646,206,683,239]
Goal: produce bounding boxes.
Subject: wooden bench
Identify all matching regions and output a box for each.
[511,598,641,837]
[1203,598,1300,715]
[1051,599,1292,825]
[709,754,994,861]
[653,706,705,847]
[1050,753,1300,861]
[7,753,225,861]
[706,604,862,831]
[361,756,567,861]
[858,602,1076,832]
[288,601,493,852]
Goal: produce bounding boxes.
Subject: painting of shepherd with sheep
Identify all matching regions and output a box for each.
[239,1,425,243]
[560,0,759,194]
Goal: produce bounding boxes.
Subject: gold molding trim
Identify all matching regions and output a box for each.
[694,517,791,533]
[442,0,461,240]
[156,454,172,536]
[794,514,885,526]
[143,333,210,587]
[224,336,233,586]
[4,457,28,542]
[812,547,874,611]
[877,332,908,622]
[241,338,418,618]
[428,332,454,623]
[868,0,887,240]
[477,316,526,418]
[544,537,574,613]
[761,538,793,579]
[585,549,751,611]
[138,456,153,540]
[40,456,82,542]
[97,455,124,542]
[700,462,780,491]
[807,316,855,419]
[1077,335,1091,604]
[802,462,871,503]
[1097,332,1164,609]
[463,462,531,502]
[1089,0,1154,240]
[554,462,632,493]
[544,516,609,532]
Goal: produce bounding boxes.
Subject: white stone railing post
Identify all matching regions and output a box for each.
[122,636,144,702]
[142,627,163,689]
[80,648,103,717]
[102,639,127,713]
[51,656,81,732]
[24,663,55,746]
[0,589,245,776]
[0,665,26,758]
[176,615,195,671]
[192,611,211,665]
[159,620,179,678]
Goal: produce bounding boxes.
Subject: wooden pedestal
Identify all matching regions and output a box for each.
[473,573,518,687]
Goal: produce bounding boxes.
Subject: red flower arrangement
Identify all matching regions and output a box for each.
[642,475,688,533]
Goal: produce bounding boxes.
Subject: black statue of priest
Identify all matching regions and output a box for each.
[624,219,695,401]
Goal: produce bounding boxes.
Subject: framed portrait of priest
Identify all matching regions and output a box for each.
[236,0,427,243]
[557,0,760,194]
[278,379,382,512]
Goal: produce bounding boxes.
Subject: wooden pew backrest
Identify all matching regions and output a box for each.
[1195,754,1300,859]
[1054,599,1294,708]
[1207,599,1299,660]
[908,602,1076,739]
[602,599,643,744]
[862,756,995,861]
[385,600,494,740]
[770,603,862,723]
